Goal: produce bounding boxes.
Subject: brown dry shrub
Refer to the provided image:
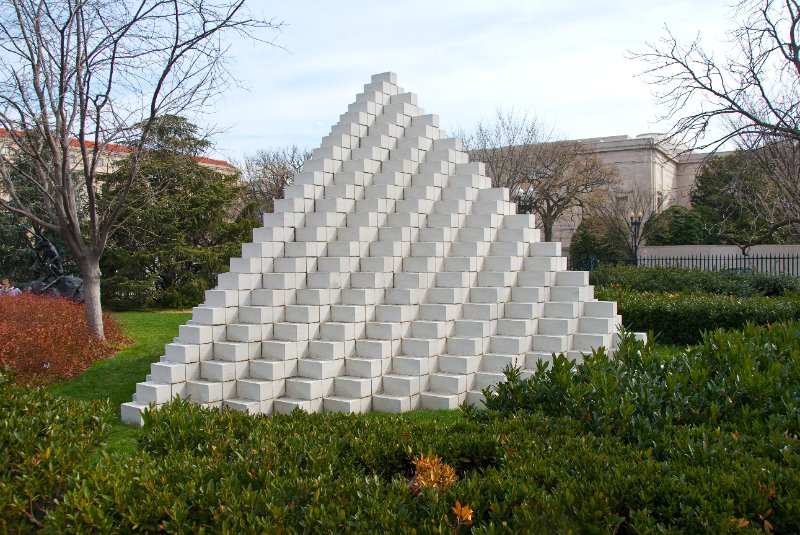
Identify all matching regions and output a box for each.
[0,293,129,385]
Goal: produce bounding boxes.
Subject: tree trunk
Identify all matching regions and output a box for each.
[79,258,105,340]
[541,220,554,242]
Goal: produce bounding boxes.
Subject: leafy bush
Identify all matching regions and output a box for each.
[477,324,800,532]
[644,205,707,245]
[483,324,800,440]
[0,293,128,384]
[569,217,629,270]
[598,286,800,344]
[36,391,797,533]
[590,263,800,296]
[0,372,113,532]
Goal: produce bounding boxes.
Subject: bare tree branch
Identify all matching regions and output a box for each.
[463,110,618,241]
[240,145,309,216]
[631,0,800,151]
[0,0,281,338]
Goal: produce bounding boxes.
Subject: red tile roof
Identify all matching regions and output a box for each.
[1,128,236,169]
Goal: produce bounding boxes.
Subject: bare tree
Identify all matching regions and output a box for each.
[632,0,800,150]
[588,184,669,261]
[633,0,800,247]
[464,110,618,242]
[0,0,278,339]
[463,110,540,193]
[241,146,309,216]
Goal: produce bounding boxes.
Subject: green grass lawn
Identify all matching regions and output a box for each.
[48,311,191,405]
[47,310,191,456]
[45,310,459,454]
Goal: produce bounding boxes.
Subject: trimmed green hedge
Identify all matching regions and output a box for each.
[590,263,800,296]
[5,319,800,534]
[46,397,800,534]
[598,286,800,344]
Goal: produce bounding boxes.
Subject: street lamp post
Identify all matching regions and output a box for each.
[628,211,643,266]
[515,186,535,215]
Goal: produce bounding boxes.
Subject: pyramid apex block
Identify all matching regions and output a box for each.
[363,80,399,96]
[371,71,397,84]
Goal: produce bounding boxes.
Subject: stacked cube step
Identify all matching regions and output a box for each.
[121,72,629,425]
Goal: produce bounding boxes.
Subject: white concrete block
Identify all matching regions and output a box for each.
[583,301,617,318]
[165,343,200,364]
[150,362,186,384]
[136,381,173,404]
[187,380,223,403]
[454,320,493,338]
[179,324,213,345]
[262,340,298,360]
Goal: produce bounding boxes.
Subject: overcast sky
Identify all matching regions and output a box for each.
[207,0,733,163]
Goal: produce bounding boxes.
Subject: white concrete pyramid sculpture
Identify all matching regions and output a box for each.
[122,72,623,425]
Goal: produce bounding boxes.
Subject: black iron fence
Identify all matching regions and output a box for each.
[569,254,800,276]
[636,254,800,276]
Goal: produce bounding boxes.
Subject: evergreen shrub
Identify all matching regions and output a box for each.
[0,373,113,532]
[4,325,800,532]
[590,263,800,296]
[597,286,800,344]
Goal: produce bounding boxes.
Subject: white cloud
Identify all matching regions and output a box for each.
[207,0,732,162]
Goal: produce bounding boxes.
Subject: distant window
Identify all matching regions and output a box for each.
[97,157,104,166]
[1,146,9,155]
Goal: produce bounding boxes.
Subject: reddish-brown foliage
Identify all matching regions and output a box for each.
[0,293,129,385]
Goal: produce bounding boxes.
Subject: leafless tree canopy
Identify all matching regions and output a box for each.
[756,139,800,226]
[0,0,279,338]
[632,0,800,150]
[241,145,309,216]
[633,0,800,248]
[587,184,669,256]
[463,110,618,242]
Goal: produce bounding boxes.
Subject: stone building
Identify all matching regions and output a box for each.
[551,133,714,252]
[0,128,237,176]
